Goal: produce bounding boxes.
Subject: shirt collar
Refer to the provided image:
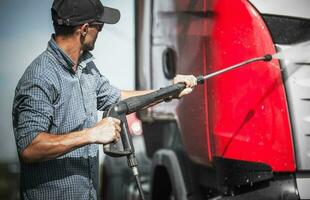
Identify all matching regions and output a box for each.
[47,34,95,74]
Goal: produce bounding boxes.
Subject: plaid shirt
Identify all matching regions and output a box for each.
[12,36,121,200]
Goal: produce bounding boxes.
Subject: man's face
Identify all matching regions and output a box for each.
[81,22,104,51]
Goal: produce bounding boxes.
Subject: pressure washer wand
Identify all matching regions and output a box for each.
[196,54,272,84]
[113,54,273,114]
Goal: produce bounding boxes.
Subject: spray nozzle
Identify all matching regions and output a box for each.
[263,54,272,62]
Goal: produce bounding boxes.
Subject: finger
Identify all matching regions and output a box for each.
[179,88,193,98]
[113,137,119,144]
[173,75,197,88]
[106,117,113,122]
[186,76,195,87]
[115,131,121,143]
[191,75,197,86]
[111,118,121,125]
[184,87,193,95]
[115,124,121,132]
[173,74,183,84]
[116,130,121,139]
[183,79,191,87]
[106,117,120,125]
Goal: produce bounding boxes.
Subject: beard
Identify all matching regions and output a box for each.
[81,34,97,51]
[82,40,95,51]
[84,43,95,51]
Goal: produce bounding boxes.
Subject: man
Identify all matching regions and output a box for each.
[12,0,197,199]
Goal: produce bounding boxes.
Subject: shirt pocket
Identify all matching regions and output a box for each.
[84,91,97,116]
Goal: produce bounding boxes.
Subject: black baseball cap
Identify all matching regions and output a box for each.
[51,0,120,26]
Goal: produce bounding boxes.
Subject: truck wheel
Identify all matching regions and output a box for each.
[101,136,151,200]
[150,149,190,200]
[152,166,176,200]
[102,156,130,200]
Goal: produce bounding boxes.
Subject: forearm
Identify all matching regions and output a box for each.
[121,90,155,100]
[21,129,93,163]
[120,74,197,100]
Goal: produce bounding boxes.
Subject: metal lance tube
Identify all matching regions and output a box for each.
[197,54,273,84]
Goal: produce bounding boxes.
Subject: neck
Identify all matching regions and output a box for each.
[54,35,82,70]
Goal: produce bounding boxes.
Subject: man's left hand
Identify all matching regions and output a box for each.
[173,74,197,98]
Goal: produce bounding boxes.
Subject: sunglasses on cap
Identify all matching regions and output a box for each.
[89,21,104,32]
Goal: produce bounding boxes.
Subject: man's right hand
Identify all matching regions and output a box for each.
[88,117,121,145]
[19,117,121,163]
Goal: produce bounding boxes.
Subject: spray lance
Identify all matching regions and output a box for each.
[103,54,273,200]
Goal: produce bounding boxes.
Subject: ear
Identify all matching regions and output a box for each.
[80,23,89,37]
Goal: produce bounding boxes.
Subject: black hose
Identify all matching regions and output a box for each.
[135,175,146,200]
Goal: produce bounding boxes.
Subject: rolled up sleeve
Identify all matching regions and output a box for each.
[96,74,121,111]
[12,78,55,153]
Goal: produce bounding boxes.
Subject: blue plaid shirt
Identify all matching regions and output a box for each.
[12,35,121,200]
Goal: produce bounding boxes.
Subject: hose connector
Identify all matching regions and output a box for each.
[196,75,205,85]
[263,54,272,62]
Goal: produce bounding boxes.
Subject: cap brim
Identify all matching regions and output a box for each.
[99,6,120,24]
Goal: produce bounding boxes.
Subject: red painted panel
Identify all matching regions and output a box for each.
[178,0,295,171]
